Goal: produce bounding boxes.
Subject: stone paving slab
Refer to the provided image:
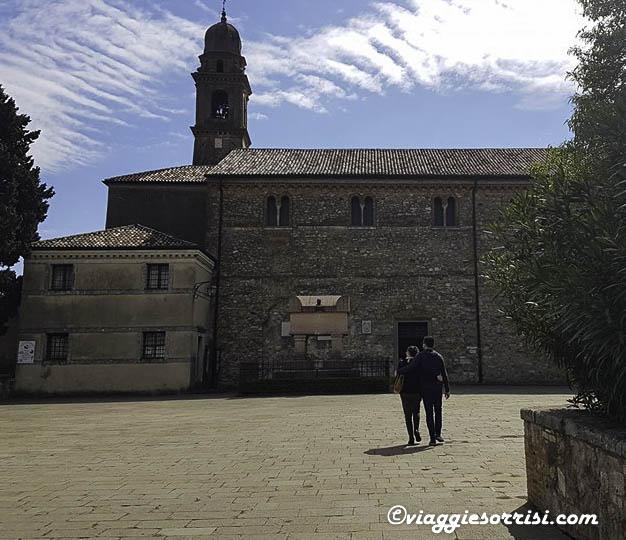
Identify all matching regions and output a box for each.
[0,388,575,539]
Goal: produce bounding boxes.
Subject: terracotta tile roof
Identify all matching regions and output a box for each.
[207,148,548,177]
[103,148,547,183]
[32,224,199,250]
[104,165,213,184]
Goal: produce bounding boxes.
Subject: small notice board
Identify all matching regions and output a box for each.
[17,341,36,364]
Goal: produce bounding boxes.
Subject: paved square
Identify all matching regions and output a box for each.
[1,388,574,539]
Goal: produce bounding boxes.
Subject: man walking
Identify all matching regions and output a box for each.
[419,336,450,445]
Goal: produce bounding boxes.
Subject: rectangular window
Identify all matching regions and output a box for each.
[147,264,169,290]
[50,264,73,291]
[143,332,166,359]
[46,333,69,362]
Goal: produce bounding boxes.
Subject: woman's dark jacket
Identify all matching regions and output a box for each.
[398,350,450,394]
[397,357,421,394]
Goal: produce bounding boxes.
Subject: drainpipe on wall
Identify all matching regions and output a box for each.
[209,174,224,389]
[472,178,484,383]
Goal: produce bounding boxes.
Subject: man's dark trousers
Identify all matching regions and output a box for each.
[421,384,443,441]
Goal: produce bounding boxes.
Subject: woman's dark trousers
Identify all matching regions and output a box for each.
[400,393,421,439]
[422,385,443,441]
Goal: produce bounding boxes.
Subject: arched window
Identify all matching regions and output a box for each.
[351,196,375,227]
[216,59,224,73]
[433,196,457,227]
[351,196,362,226]
[433,197,444,227]
[363,197,374,226]
[350,195,374,227]
[266,195,290,227]
[279,196,290,226]
[445,196,456,226]
[211,90,229,119]
[266,196,277,226]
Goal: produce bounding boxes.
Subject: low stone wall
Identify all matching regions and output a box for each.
[521,407,626,540]
[15,363,191,395]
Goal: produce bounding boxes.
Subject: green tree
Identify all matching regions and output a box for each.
[569,0,626,160]
[0,84,54,334]
[483,0,626,422]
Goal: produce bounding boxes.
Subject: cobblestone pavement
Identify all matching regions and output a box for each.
[0,388,575,540]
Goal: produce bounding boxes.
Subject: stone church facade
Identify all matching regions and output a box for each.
[12,9,562,394]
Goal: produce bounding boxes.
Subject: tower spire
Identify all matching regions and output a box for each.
[221,0,227,22]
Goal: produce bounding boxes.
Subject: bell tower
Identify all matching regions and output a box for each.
[191,7,252,165]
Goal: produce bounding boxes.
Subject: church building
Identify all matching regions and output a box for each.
[13,9,563,394]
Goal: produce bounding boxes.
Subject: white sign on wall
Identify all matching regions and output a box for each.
[17,341,36,364]
[281,322,291,337]
[362,320,372,334]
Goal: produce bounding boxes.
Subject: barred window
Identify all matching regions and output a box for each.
[47,334,68,362]
[433,196,457,227]
[351,196,375,226]
[143,332,166,359]
[50,264,73,291]
[266,195,290,227]
[147,264,169,290]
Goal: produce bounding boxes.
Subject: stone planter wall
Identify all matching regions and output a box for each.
[521,407,626,540]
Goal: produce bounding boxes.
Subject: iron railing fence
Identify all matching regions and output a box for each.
[240,358,390,383]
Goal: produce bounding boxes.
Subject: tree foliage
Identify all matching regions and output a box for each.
[484,148,626,420]
[484,0,626,422]
[0,84,54,334]
[569,0,626,160]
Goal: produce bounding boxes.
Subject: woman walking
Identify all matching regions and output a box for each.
[397,345,422,445]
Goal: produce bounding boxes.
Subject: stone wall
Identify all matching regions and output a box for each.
[522,407,626,540]
[208,178,564,388]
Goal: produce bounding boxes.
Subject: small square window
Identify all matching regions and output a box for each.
[143,332,165,360]
[50,265,73,291]
[47,334,69,362]
[147,264,169,290]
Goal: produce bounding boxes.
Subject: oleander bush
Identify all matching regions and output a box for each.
[483,0,626,423]
[484,145,626,422]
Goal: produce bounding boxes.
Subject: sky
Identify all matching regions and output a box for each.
[0,0,586,250]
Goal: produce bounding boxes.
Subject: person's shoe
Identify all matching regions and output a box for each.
[414,432,422,442]
[435,436,444,443]
[429,439,437,446]
[407,439,416,446]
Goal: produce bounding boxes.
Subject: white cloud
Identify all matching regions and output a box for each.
[0,0,584,172]
[0,0,204,171]
[245,0,584,109]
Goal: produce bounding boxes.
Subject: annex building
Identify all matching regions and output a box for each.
[13,9,563,394]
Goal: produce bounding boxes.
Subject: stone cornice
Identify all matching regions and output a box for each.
[27,249,215,268]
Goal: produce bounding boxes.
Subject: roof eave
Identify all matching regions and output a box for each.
[30,245,217,262]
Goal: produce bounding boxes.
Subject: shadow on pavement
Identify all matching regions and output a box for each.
[365,444,434,456]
